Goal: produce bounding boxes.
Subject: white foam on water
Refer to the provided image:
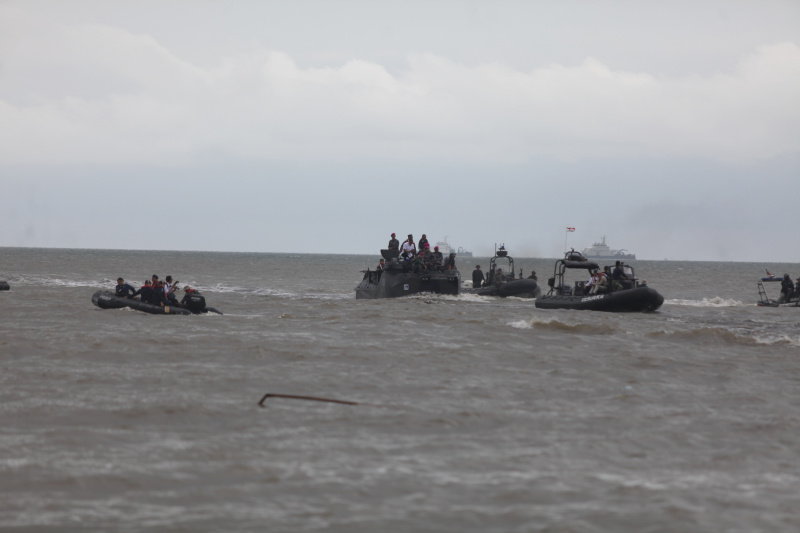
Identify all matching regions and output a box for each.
[666,297,747,308]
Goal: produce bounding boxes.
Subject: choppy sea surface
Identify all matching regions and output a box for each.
[1,247,799,532]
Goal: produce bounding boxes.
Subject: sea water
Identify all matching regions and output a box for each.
[1,247,799,532]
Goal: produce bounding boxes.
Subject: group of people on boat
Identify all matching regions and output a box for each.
[114,274,207,312]
[579,260,637,295]
[777,273,800,304]
[471,264,537,289]
[382,233,457,272]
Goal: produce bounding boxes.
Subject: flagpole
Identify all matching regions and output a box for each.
[565,227,575,254]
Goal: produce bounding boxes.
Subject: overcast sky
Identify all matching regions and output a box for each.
[1,0,798,261]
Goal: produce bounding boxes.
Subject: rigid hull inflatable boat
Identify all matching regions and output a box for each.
[534,252,663,312]
[91,291,222,315]
[463,245,540,298]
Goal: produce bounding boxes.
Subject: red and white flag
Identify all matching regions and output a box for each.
[566,227,575,232]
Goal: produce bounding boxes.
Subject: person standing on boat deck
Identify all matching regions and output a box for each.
[445,253,457,271]
[472,265,485,288]
[612,261,629,292]
[418,234,429,252]
[778,274,795,304]
[387,233,399,252]
[400,234,416,260]
[376,258,386,271]
[132,280,153,302]
[115,278,136,298]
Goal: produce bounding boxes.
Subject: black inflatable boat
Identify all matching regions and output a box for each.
[91,291,222,315]
[0,281,9,291]
[756,276,800,307]
[355,250,461,299]
[534,252,663,312]
[463,245,540,298]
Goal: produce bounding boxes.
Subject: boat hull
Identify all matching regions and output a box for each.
[91,291,222,315]
[464,279,540,298]
[0,281,9,291]
[535,286,664,312]
[355,268,461,299]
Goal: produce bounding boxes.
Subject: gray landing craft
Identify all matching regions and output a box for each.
[463,245,540,298]
[535,251,663,312]
[355,250,461,299]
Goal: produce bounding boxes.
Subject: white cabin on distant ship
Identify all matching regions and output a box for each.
[582,236,636,260]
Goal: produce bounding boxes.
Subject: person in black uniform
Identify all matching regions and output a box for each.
[151,280,168,306]
[132,280,154,302]
[376,259,386,271]
[115,278,136,298]
[778,274,795,304]
[612,261,629,291]
[181,286,207,313]
[387,233,399,251]
[472,265,485,288]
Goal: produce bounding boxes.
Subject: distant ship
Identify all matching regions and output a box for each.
[434,237,472,257]
[582,236,636,261]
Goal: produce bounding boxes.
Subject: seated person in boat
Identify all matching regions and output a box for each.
[582,270,598,294]
[400,234,416,260]
[388,233,399,252]
[612,261,629,291]
[412,250,428,272]
[445,253,457,271]
[164,275,181,306]
[430,245,444,269]
[376,258,386,271]
[588,269,608,294]
[493,268,504,287]
[527,271,538,281]
[132,280,153,301]
[181,286,207,313]
[472,265,485,288]
[115,278,136,298]
[778,274,795,304]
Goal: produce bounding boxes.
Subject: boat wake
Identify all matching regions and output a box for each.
[508,316,616,334]
[666,297,747,308]
[647,326,800,347]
